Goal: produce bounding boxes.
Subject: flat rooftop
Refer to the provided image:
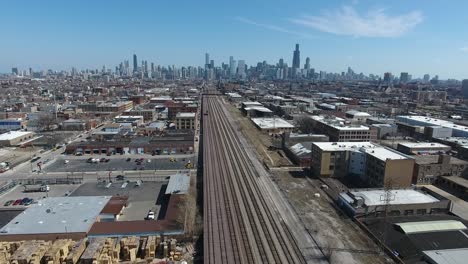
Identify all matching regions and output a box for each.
[244,106,273,113]
[398,142,450,149]
[312,115,370,131]
[251,117,295,129]
[423,248,468,264]
[176,112,196,118]
[0,131,33,141]
[313,142,410,161]
[399,115,468,132]
[165,174,190,195]
[0,196,111,235]
[350,189,439,206]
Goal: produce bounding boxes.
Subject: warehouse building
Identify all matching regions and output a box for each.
[0,131,36,147]
[397,116,468,138]
[338,187,450,218]
[175,112,196,130]
[0,196,112,241]
[397,142,452,155]
[311,142,415,187]
[251,117,295,134]
[311,115,377,142]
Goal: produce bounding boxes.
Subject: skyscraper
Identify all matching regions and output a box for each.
[462,79,468,99]
[304,57,310,71]
[205,53,210,68]
[229,56,237,77]
[133,54,138,73]
[400,72,409,83]
[237,60,246,79]
[292,44,300,69]
[11,67,18,75]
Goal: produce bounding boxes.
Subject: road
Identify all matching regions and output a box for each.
[203,95,328,264]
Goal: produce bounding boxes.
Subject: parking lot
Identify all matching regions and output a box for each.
[0,184,81,209]
[70,182,165,221]
[44,157,191,172]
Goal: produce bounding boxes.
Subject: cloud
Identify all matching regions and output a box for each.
[290,6,423,38]
[461,47,468,52]
[235,17,317,39]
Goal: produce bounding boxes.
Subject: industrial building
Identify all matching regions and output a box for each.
[338,187,450,217]
[0,196,112,241]
[397,115,468,138]
[175,112,196,130]
[311,142,415,187]
[250,117,295,134]
[311,115,377,142]
[0,131,36,147]
[397,142,452,155]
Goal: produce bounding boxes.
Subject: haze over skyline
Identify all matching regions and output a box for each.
[1,0,468,79]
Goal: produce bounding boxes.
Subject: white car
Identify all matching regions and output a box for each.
[147,211,155,220]
[64,160,69,164]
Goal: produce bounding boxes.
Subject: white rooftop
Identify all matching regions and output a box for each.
[176,112,196,118]
[312,115,369,131]
[313,142,410,161]
[398,142,450,149]
[350,189,439,206]
[0,196,111,235]
[346,110,371,117]
[0,131,33,141]
[251,118,295,129]
[399,115,468,132]
[244,106,273,113]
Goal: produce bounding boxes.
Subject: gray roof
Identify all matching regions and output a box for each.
[0,196,111,235]
[423,248,468,264]
[165,174,190,194]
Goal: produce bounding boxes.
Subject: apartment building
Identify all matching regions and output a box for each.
[311,142,415,188]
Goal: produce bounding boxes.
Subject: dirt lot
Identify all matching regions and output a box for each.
[272,170,394,264]
[224,100,292,167]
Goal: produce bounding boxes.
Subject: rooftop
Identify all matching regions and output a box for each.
[396,220,467,234]
[350,189,439,206]
[399,115,468,132]
[313,142,410,161]
[165,174,190,195]
[398,142,450,149]
[176,112,196,118]
[346,110,371,117]
[0,196,111,235]
[423,248,468,264]
[251,117,295,129]
[0,131,33,141]
[312,115,370,131]
[289,143,312,157]
[244,106,273,113]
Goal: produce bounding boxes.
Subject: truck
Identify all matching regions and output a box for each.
[23,184,50,193]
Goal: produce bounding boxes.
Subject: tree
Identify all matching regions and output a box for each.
[295,115,315,134]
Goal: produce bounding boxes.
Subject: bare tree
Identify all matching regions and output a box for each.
[38,114,57,131]
[295,115,315,134]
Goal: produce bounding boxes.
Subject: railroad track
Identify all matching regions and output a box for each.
[203,95,307,264]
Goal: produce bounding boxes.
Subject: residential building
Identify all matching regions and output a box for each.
[311,142,415,187]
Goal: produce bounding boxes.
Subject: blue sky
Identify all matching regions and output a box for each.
[1,0,467,79]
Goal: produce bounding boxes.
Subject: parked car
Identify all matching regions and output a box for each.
[64,160,69,164]
[13,199,22,206]
[21,198,31,205]
[3,200,13,206]
[23,198,33,206]
[115,175,125,181]
[147,211,155,220]
[126,158,131,162]
[100,158,106,162]
[105,159,110,162]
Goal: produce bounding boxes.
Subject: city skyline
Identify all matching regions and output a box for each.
[1,0,468,79]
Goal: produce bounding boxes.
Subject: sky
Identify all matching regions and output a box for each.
[1,0,468,79]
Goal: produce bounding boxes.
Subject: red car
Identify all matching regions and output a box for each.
[13,199,22,206]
